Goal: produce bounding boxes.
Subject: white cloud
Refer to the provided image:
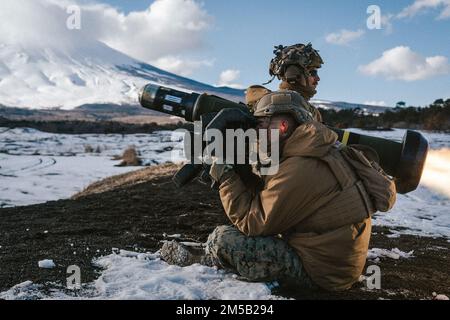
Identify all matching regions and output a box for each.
[364,101,388,107]
[397,0,450,20]
[359,46,450,81]
[86,0,213,62]
[152,56,213,77]
[217,69,244,89]
[438,2,450,18]
[0,0,79,48]
[0,0,214,75]
[325,29,365,45]
[381,14,395,34]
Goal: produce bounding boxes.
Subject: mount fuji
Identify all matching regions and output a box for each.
[0,39,244,111]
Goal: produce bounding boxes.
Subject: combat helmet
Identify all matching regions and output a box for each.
[268,43,324,84]
[253,90,314,124]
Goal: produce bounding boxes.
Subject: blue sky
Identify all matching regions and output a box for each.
[94,0,449,106]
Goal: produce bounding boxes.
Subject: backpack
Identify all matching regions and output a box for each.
[340,145,397,212]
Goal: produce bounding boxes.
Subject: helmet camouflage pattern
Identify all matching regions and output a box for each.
[269,43,324,81]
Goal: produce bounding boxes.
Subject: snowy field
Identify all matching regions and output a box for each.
[1,127,449,300]
[0,246,421,300]
[0,250,282,300]
[0,127,184,207]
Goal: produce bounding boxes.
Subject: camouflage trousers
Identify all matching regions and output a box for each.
[205,225,316,289]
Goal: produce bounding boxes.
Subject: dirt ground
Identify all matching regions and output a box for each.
[0,164,449,300]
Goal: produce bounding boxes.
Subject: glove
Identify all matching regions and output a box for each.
[209,160,235,185]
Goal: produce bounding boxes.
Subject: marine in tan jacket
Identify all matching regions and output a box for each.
[161,90,393,291]
[209,91,375,291]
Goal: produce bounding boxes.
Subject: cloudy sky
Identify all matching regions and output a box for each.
[1,0,449,106]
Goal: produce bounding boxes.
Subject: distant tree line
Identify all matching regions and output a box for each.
[0,118,192,134]
[320,99,450,131]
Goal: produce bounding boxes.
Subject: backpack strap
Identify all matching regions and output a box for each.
[320,144,375,217]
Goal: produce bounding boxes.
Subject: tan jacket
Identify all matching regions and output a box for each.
[218,121,372,291]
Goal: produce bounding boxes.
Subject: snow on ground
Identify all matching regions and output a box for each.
[38,260,56,269]
[0,127,184,207]
[432,293,449,300]
[373,184,450,238]
[0,250,283,300]
[0,154,136,207]
[367,248,414,262]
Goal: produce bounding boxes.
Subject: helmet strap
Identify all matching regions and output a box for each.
[262,75,276,86]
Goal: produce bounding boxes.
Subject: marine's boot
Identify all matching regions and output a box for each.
[160,241,215,267]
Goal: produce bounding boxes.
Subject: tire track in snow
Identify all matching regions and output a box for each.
[0,157,58,176]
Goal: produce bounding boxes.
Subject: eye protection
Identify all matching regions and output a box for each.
[309,69,319,78]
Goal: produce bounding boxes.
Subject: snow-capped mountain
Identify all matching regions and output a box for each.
[0,39,245,110]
